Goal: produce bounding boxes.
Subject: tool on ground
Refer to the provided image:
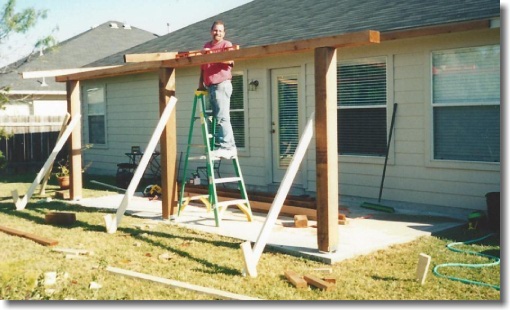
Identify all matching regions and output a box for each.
[360,103,398,213]
[177,90,252,227]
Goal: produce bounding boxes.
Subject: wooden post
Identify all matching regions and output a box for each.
[159,68,177,219]
[66,80,82,200]
[314,47,339,252]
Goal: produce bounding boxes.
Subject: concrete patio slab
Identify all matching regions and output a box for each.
[74,193,466,264]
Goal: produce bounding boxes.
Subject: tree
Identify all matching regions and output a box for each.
[0,0,54,167]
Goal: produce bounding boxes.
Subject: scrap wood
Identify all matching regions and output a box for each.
[0,225,58,246]
[284,270,307,289]
[106,266,261,300]
[303,274,335,291]
[294,215,308,228]
[52,247,91,256]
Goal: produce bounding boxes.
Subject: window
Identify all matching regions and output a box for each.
[432,46,500,162]
[337,58,387,156]
[85,85,106,145]
[206,73,246,148]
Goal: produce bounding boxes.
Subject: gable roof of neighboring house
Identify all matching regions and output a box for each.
[0,21,158,94]
[87,0,500,67]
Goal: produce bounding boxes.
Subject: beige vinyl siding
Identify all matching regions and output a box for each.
[82,72,159,176]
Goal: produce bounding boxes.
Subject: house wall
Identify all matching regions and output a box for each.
[82,27,500,211]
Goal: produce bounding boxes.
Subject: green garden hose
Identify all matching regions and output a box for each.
[433,233,500,290]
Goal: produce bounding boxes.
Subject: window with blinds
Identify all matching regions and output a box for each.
[277,75,298,167]
[337,58,387,156]
[205,74,245,148]
[85,85,106,145]
[432,45,500,162]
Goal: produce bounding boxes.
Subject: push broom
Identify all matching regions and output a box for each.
[360,103,398,213]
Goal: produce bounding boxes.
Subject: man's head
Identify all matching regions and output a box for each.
[210,20,226,43]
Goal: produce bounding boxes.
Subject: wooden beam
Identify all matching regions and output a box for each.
[54,30,379,82]
[314,47,339,253]
[0,225,58,246]
[159,68,178,219]
[381,19,490,41]
[55,61,163,82]
[106,266,261,300]
[161,30,379,68]
[22,66,121,79]
[124,52,178,63]
[66,80,82,200]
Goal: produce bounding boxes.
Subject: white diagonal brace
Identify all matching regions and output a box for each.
[13,114,81,210]
[104,96,177,233]
[241,112,315,277]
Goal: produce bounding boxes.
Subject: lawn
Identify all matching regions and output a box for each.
[0,172,501,301]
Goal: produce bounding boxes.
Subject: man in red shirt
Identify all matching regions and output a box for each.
[198,20,236,159]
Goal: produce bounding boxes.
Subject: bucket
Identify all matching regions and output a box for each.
[485,192,500,231]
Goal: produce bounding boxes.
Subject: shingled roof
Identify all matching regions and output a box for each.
[0,21,157,92]
[87,0,500,67]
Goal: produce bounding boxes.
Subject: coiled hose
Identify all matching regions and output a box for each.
[433,233,500,290]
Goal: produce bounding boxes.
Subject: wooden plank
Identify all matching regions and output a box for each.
[39,113,70,195]
[241,113,314,278]
[104,97,177,233]
[55,30,379,82]
[416,253,431,285]
[303,274,335,291]
[314,47,339,253]
[284,270,307,289]
[106,266,261,300]
[22,66,121,79]
[159,68,178,219]
[124,52,178,63]
[67,80,82,200]
[0,225,58,246]
[12,115,81,210]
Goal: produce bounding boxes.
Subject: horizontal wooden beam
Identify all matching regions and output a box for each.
[55,61,162,82]
[160,30,379,68]
[124,52,178,63]
[54,30,379,82]
[22,66,121,79]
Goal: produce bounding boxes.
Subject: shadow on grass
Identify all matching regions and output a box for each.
[0,199,243,276]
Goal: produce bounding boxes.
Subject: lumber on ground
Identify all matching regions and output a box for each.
[106,266,261,300]
[184,187,318,220]
[45,212,76,226]
[284,270,307,289]
[303,274,335,291]
[0,225,58,246]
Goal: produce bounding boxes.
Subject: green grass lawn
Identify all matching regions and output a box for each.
[0,172,501,300]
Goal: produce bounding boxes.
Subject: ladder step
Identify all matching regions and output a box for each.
[188,155,207,160]
[214,176,242,184]
[188,144,206,148]
[216,199,249,209]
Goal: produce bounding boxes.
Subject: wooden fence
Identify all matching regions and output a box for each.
[0,115,68,173]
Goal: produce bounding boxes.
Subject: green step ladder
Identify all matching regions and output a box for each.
[177,90,252,227]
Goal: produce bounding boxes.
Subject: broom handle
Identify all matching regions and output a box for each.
[378,103,398,203]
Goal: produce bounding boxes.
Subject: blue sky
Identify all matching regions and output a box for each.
[0,0,253,66]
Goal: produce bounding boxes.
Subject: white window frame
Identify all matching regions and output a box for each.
[430,45,500,166]
[83,84,107,147]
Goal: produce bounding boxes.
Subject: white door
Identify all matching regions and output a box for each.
[270,67,302,185]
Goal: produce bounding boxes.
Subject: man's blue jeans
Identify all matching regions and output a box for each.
[208,80,235,150]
